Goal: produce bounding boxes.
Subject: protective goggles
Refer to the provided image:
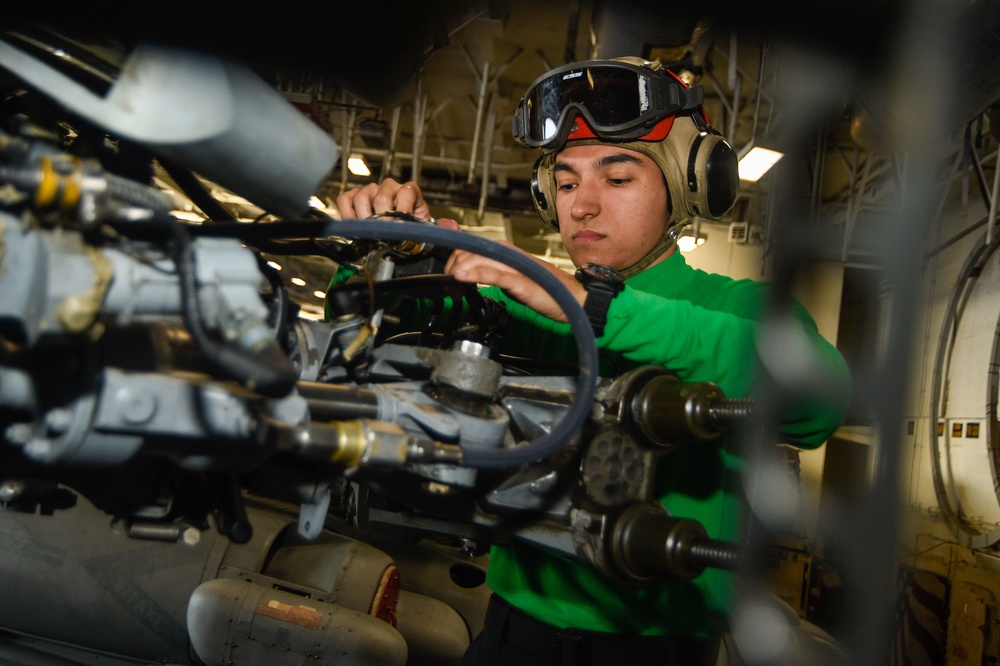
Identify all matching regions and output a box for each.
[512,60,705,151]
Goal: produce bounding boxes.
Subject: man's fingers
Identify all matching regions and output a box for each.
[339,182,385,218]
[335,179,433,220]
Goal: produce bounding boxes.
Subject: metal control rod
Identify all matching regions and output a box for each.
[627,370,758,446]
[610,502,741,583]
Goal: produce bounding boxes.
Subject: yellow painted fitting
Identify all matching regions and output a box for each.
[35,155,58,209]
[34,156,82,211]
[58,159,82,211]
[327,420,368,468]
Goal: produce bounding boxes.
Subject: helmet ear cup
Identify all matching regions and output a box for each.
[530,153,560,230]
[684,129,739,220]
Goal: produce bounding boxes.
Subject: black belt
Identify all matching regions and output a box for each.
[484,594,720,666]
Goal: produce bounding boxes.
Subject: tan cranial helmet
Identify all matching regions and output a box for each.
[513,57,739,273]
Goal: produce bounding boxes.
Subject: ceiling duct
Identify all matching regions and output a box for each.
[850,0,1000,153]
[589,0,710,72]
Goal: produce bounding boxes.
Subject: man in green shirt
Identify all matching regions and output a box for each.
[335,57,850,666]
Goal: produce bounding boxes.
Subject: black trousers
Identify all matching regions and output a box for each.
[461,594,721,666]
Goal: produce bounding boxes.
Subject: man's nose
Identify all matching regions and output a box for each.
[570,181,600,219]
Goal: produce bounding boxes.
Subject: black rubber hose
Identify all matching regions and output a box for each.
[191,219,600,469]
[171,223,298,398]
[257,254,289,339]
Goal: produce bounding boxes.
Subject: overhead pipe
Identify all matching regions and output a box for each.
[477,95,497,221]
[379,106,402,181]
[842,149,871,262]
[339,103,357,194]
[353,146,536,174]
[412,79,428,183]
[726,33,740,142]
[467,60,491,185]
[810,125,827,216]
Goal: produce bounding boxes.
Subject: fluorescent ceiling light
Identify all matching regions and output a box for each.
[738,146,784,182]
[290,277,307,286]
[313,290,327,300]
[347,153,371,177]
[267,260,282,271]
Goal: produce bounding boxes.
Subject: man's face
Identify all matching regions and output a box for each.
[553,144,672,271]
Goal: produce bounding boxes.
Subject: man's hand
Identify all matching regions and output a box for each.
[445,242,586,323]
[337,178,586,323]
[336,178,433,220]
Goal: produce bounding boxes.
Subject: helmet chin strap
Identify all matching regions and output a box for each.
[617,224,682,279]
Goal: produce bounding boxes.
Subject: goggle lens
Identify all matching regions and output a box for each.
[528,67,647,142]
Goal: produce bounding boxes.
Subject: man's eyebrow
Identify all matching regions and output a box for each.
[553,152,643,173]
[594,152,643,169]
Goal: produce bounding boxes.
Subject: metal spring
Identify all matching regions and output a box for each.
[127,522,182,542]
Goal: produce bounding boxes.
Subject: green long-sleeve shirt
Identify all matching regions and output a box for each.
[473,251,849,637]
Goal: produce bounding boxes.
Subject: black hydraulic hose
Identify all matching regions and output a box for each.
[190,219,600,469]
[171,223,298,398]
[257,254,289,339]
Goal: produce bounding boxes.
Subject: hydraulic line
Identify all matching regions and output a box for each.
[0,161,173,218]
[171,223,299,398]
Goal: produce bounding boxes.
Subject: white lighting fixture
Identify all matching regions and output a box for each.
[267,260,282,271]
[738,145,784,182]
[313,290,327,300]
[677,234,706,253]
[290,277,307,287]
[677,219,707,253]
[347,153,371,177]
